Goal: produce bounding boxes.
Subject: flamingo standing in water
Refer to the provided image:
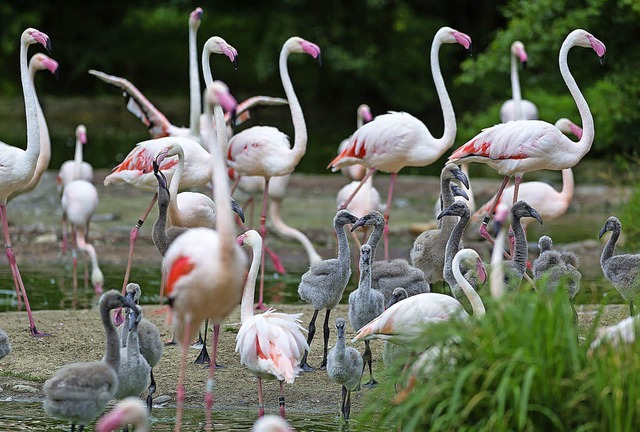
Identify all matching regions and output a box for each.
[449,29,606,243]
[500,41,538,122]
[227,36,321,310]
[162,86,248,432]
[0,28,52,337]
[103,36,238,300]
[236,230,308,419]
[329,27,472,260]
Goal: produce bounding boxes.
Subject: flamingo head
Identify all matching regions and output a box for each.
[188,7,203,28]
[30,53,59,77]
[476,256,487,285]
[554,118,583,140]
[125,283,142,304]
[335,209,359,228]
[335,317,347,339]
[95,397,148,432]
[211,80,238,118]
[288,37,322,65]
[75,124,87,145]
[351,210,384,232]
[444,163,470,189]
[598,216,621,239]
[570,29,606,63]
[99,290,138,312]
[360,244,372,268]
[387,287,408,309]
[538,235,553,253]
[23,28,51,53]
[511,41,528,65]
[437,201,470,221]
[91,266,104,295]
[154,146,172,168]
[152,160,168,193]
[438,27,472,52]
[450,184,469,201]
[204,36,238,69]
[511,201,543,226]
[231,198,246,224]
[358,104,373,124]
[236,229,260,247]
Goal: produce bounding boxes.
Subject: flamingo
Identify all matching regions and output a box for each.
[337,103,374,181]
[9,53,58,199]
[162,86,248,432]
[61,178,104,295]
[227,36,321,310]
[448,29,606,243]
[329,26,472,260]
[236,230,308,418]
[103,36,239,299]
[499,41,538,122]
[0,28,51,337]
[470,118,581,233]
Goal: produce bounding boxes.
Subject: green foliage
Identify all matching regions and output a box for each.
[358,291,640,431]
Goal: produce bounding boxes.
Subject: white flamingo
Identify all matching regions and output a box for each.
[499,41,538,122]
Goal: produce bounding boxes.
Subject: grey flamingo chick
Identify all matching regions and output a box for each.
[298,209,358,371]
[113,305,150,403]
[326,318,363,420]
[121,283,163,412]
[96,397,148,432]
[533,235,581,299]
[599,216,640,315]
[0,328,11,359]
[352,211,430,305]
[411,163,470,284]
[348,244,384,388]
[43,291,138,432]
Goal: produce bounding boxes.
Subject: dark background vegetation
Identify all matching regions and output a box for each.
[0,0,638,175]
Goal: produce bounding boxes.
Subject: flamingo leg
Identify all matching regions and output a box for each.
[257,377,265,418]
[383,172,397,261]
[174,315,190,432]
[146,368,156,414]
[479,176,511,244]
[338,167,376,210]
[72,248,78,300]
[320,308,332,369]
[194,319,210,365]
[115,193,158,326]
[279,380,286,418]
[0,204,48,337]
[256,177,270,310]
[300,309,319,371]
[340,385,347,418]
[61,212,68,255]
[204,320,220,431]
[362,340,377,388]
[345,388,352,419]
[230,175,241,195]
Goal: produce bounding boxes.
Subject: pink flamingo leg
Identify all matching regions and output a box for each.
[229,175,241,195]
[478,176,511,244]
[204,320,220,431]
[72,249,78,299]
[114,193,159,326]
[0,205,48,337]
[256,178,270,310]
[382,172,398,261]
[174,316,191,432]
[60,213,68,255]
[279,380,286,418]
[257,377,265,418]
[338,167,376,210]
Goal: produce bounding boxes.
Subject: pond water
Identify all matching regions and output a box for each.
[0,401,349,431]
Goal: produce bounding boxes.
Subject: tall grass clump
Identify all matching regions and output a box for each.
[358,290,640,431]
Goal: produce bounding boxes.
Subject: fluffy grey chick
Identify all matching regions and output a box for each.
[327,318,364,420]
[411,163,469,284]
[348,244,384,388]
[43,291,137,431]
[599,216,640,316]
[0,328,11,360]
[533,235,581,299]
[353,211,430,305]
[113,306,151,401]
[298,209,358,370]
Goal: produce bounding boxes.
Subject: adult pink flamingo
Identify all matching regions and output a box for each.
[337,104,374,181]
[103,36,238,300]
[162,86,248,432]
[9,53,58,199]
[329,27,472,260]
[449,29,605,243]
[500,41,538,122]
[236,229,308,418]
[0,28,51,337]
[471,118,581,232]
[226,36,321,310]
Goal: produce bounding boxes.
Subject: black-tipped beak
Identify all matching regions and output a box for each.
[467,43,473,56]
[453,169,470,189]
[351,218,367,232]
[530,208,543,225]
[233,54,238,70]
[127,308,139,331]
[316,53,322,67]
[598,225,607,239]
[153,160,160,175]
[231,199,245,223]
[450,184,469,201]
[45,39,52,54]
[229,108,237,126]
[522,60,528,70]
[53,67,60,80]
[599,55,605,66]
[437,207,454,220]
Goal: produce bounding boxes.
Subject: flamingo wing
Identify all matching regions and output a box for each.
[227,126,291,176]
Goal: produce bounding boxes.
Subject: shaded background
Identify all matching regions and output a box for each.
[0,0,638,175]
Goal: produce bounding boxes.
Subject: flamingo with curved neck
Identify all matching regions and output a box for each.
[329,26,472,259]
[500,41,538,122]
[449,29,605,244]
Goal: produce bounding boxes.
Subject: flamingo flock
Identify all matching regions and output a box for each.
[1,13,632,432]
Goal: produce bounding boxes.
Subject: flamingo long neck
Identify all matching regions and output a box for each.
[22,63,50,193]
[560,168,574,202]
[510,52,523,119]
[357,256,372,297]
[166,146,185,224]
[20,38,41,177]
[439,176,457,231]
[101,302,120,371]
[336,219,351,262]
[559,38,594,160]
[77,235,102,284]
[444,210,470,289]
[452,253,485,316]
[127,318,141,359]
[511,214,528,276]
[269,200,321,266]
[240,239,262,323]
[365,217,384,261]
[430,32,456,149]
[188,21,201,137]
[279,43,307,166]
[152,187,170,255]
[601,224,619,268]
[73,136,84,180]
